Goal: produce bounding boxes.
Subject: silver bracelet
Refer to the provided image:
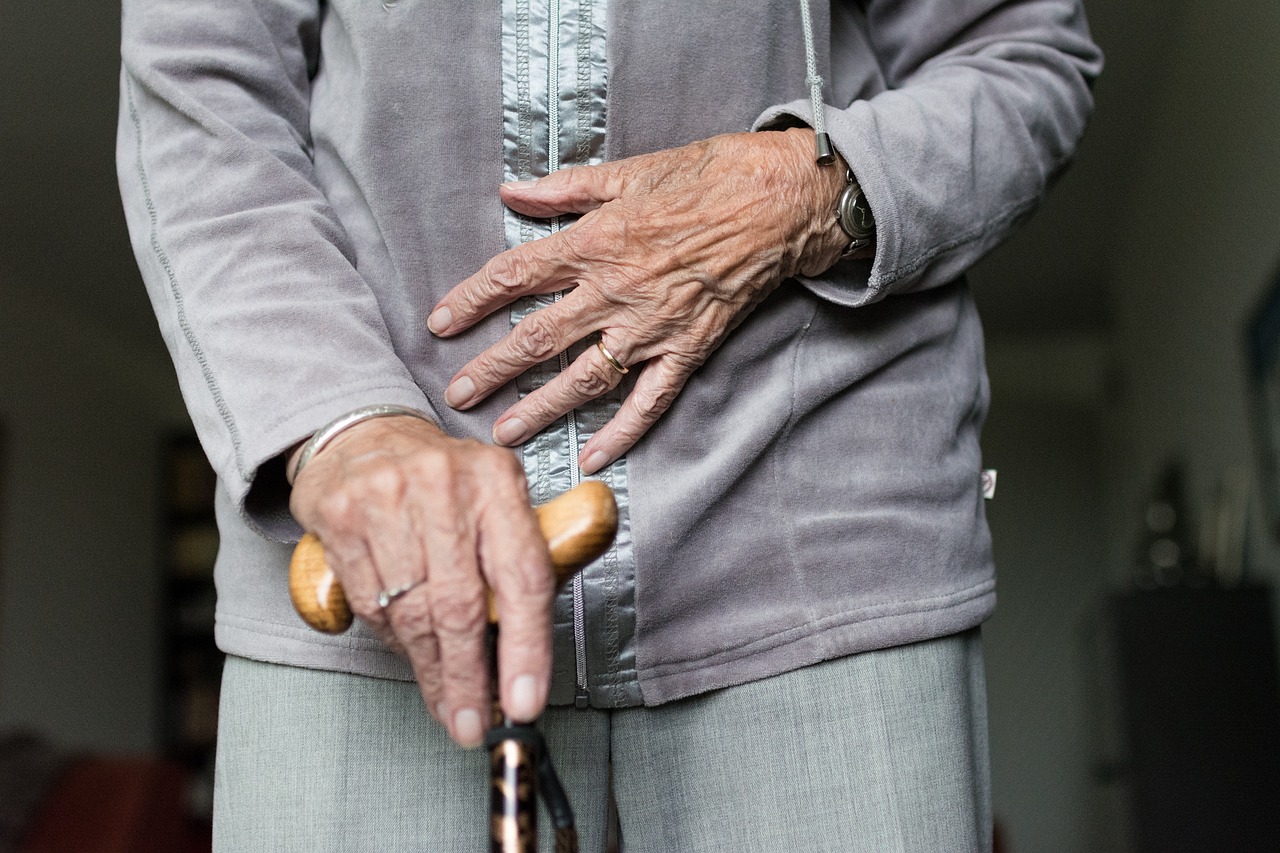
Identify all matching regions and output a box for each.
[290,404,435,483]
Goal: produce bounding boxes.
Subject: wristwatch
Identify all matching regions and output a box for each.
[835,168,875,256]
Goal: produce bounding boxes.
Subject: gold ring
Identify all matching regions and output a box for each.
[596,339,629,374]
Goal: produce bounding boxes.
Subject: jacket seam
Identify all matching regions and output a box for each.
[218,609,642,683]
[639,577,994,677]
[770,299,822,629]
[126,73,250,482]
[219,610,393,652]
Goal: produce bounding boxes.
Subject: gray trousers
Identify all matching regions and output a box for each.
[214,629,990,852]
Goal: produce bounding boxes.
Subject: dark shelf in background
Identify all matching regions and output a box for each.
[158,433,222,823]
[1112,586,1280,853]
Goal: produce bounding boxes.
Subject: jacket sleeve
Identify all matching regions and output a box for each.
[754,0,1103,307]
[117,0,437,540]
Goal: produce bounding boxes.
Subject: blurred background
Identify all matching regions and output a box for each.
[2,1,1279,851]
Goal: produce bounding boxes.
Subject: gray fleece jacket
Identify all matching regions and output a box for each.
[117,0,1101,707]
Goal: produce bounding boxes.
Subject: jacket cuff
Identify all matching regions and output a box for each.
[753,99,898,309]
[230,381,440,543]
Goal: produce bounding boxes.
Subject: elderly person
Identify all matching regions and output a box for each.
[118,1,1100,850]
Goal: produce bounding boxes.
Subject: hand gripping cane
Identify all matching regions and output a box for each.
[289,480,618,853]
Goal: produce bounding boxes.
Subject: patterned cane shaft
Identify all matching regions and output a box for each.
[490,738,537,853]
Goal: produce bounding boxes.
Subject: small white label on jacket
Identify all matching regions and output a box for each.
[981,469,998,500]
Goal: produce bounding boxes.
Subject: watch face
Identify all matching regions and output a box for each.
[838,184,875,240]
[851,194,875,233]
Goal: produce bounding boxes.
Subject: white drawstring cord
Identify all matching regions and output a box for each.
[800,0,836,165]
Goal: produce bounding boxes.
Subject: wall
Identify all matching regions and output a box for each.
[977,2,1280,850]
[1105,2,1280,590]
[0,272,187,752]
[0,0,193,753]
[976,329,1135,853]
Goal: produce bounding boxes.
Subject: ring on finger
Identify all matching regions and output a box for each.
[597,339,629,375]
[377,579,423,609]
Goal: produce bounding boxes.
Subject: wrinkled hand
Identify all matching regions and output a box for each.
[288,415,555,748]
[428,128,851,474]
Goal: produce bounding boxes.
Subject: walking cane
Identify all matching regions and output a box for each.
[288,480,618,853]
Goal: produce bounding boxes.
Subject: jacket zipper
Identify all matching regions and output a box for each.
[545,0,591,709]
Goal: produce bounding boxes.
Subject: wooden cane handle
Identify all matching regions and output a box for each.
[289,480,618,634]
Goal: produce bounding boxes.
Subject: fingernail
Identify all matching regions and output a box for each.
[510,675,540,722]
[428,306,453,334]
[493,417,527,446]
[581,450,609,474]
[454,707,484,748]
[502,180,538,189]
[445,376,475,408]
